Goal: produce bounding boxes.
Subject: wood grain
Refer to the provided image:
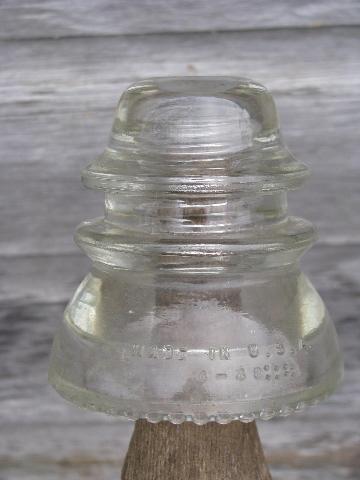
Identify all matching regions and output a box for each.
[1,27,359,256]
[1,2,359,478]
[0,0,360,40]
[122,420,272,480]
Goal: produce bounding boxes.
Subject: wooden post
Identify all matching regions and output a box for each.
[121,419,272,480]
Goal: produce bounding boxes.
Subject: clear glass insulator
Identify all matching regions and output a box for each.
[49,77,343,424]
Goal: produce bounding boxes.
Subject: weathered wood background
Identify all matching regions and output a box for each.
[1,1,360,479]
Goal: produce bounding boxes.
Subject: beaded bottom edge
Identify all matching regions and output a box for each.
[49,367,342,425]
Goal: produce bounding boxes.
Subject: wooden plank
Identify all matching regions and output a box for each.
[0,254,89,305]
[2,27,359,116]
[1,245,359,478]
[1,0,360,40]
[0,28,359,256]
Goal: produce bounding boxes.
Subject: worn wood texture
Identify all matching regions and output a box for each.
[1,0,360,40]
[1,2,360,478]
[1,27,360,256]
[122,420,272,480]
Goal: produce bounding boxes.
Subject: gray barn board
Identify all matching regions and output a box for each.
[1,1,360,40]
[0,1,360,479]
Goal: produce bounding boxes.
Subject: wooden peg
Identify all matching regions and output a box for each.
[122,419,272,480]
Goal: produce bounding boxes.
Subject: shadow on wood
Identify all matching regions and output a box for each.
[121,419,272,480]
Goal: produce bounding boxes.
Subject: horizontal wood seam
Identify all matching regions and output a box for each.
[0,23,358,44]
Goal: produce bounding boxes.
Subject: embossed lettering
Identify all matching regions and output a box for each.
[208,347,216,360]
[219,347,231,360]
[248,344,259,358]
[254,366,263,379]
[236,367,246,381]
